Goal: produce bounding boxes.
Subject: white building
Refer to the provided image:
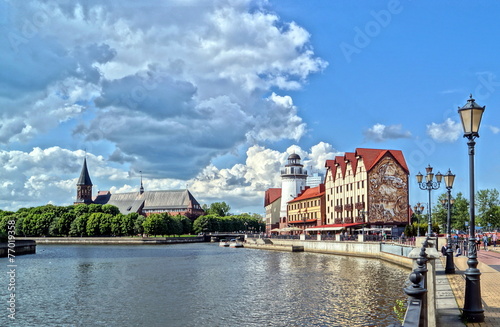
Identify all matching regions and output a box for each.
[279,153,307,220]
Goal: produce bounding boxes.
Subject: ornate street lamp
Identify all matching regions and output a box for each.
[458,94,485,322]
[416,165,443,238]
[413,203,425,237]
[442,169,456,274]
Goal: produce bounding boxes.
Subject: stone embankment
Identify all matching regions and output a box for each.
[0,240,36,257]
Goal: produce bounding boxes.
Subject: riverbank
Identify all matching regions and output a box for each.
[16,236,206,245]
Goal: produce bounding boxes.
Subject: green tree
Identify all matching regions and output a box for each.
[206,202,231,217]
[451,192,469,232]
[143,214,167,236]
[70,214,89,237]
[86,213,102,236]
[134,215,146,235]
[193,215,220,234]
[120,213,136,236]
[476,189,500,229]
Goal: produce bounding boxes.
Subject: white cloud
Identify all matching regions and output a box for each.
[489,125,500,134]
[364,123,412,142]
[1,0,326,181]
[426,118,462,142]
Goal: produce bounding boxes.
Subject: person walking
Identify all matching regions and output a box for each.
[493,233,498,247]
[482,234,489,251]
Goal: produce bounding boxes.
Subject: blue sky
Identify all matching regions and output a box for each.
[0,0,498,215]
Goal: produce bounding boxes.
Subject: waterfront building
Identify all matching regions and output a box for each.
[74,158,205,220]
[264,188,281,233]
[287,184,326,232]
[323,148,409,230]
[279,153,308,229]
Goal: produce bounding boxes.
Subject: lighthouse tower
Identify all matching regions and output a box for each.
[279,153,307,219]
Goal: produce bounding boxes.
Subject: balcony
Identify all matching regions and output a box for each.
[344,204,353,211]
[334,205,343,212]
[355,202,365,210]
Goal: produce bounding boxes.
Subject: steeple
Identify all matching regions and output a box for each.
[140,171,144,194]
[75,157,93,204]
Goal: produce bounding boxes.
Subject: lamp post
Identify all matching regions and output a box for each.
[442,169,456,274]
[416,165,443,239]
[458,94,485,322]
[413,203,425,237]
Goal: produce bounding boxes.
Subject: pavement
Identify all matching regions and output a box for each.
[438,245,500,326]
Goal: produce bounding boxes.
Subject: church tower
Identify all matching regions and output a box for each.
[279,153,307,219]
[75,157,93,204]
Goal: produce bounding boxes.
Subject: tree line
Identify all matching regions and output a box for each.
[0,201,265,239]
[406,188,500,237]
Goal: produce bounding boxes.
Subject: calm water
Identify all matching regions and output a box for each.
[1,243,410,327]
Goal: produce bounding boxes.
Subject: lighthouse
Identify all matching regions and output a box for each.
[279,153,307,219]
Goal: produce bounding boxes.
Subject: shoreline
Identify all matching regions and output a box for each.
[16,236,206,245]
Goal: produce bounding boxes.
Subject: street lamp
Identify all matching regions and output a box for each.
[413,203,425,237]
[442,169,456,274]
[416,165,443,238]
[458,94,485,322]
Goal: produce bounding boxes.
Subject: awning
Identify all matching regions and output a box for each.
[305,222,364,232]
[281,227,303,232]
[270,228,281,232]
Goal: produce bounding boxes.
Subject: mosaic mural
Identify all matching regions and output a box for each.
[368,156,408,223]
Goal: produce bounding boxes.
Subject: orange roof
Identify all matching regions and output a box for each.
[289,184,325,203]
[264,188,281,207]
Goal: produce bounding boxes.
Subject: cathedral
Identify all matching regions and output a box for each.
[74,158,205,220]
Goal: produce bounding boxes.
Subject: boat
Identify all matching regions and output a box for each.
[219,239,230,247]
[229,239,243,248]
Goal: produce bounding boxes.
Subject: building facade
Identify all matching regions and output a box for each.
[287,184,326,232]
[264,188,281,234]
[324,148,409,227]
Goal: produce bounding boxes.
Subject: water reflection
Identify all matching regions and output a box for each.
[0,244,409,326]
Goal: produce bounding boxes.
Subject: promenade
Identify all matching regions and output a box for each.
[441,245,500,326]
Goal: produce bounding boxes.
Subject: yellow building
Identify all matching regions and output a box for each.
[287,184,326,232]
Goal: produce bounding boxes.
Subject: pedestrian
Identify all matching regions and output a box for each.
[493,233,498,247]
[456,247,462,257]
[483,234,489,251]
[441,244,447,256]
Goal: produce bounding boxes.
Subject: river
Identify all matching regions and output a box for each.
[1,243,410,326]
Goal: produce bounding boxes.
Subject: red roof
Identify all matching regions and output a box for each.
[264,188,281,207]
[289,184,325,203]
[325,148,409,180]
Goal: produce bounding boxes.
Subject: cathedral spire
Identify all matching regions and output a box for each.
[75,157,93,204]
[140,170,144,194]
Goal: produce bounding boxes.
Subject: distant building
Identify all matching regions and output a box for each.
[74,158,205,220]
[306,172,324,188]
[264,188,281,233]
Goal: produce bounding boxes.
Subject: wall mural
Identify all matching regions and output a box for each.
[368,156,408,223]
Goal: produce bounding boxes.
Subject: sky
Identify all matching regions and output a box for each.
[0,0,499,215]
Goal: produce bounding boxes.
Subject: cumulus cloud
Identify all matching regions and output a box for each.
[489,125,500,134]
[426,118,462,142]
[1,0,326,181]
[364,123,412,142]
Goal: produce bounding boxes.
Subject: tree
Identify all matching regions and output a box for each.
[134,215,146,235]
[193,215,220,234]
[476,189,500,229]
[70,214,89,237]
[450,192,469,232]
[143,214,167,236]
[206,202,231,217]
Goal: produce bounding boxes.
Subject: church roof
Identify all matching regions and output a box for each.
[77,158,92,186]
[93,189,201,215]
